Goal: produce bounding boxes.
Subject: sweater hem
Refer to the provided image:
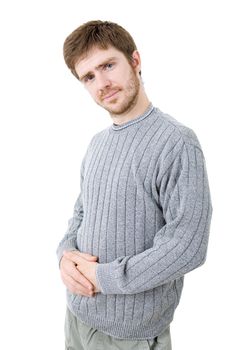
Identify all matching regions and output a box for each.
[68,302,173,340]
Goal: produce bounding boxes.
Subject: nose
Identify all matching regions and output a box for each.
[96,73,111,93]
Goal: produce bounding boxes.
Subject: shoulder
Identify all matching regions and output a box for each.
[155,108,202,151]
[87,127,110,149]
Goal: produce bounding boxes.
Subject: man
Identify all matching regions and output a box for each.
[57,20,212,350]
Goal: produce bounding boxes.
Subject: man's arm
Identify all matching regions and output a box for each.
[57,158,97,296]
[56,154,87,263]
[56,193,83,264]
[57,193,98,296]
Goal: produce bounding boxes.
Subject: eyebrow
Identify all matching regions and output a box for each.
[79,56,118,82]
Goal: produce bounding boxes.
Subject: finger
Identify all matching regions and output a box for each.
[61,272,94,297]
[73,268,94,291]
[63,251,86,266]
[61,267,93,293]
[78,252,98,262]
[64,250,98,262]
[61,258,94,291]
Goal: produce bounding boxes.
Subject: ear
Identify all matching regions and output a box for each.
[131,50,141,74]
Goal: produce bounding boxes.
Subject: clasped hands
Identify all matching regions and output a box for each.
[60,250,101,297]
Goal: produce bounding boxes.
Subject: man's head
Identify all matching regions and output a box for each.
[63,20,148,118]
[63,20,139,80]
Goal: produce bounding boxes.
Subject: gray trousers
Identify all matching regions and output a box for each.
[65,307,172,350]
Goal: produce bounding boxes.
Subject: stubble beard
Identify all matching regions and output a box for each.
[97,69,140,116]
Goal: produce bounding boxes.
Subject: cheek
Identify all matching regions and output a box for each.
[116,69,132,87]
[86,85,98,100]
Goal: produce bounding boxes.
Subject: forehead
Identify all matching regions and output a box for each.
[74,46,126,77]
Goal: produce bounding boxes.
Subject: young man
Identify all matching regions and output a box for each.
[57,20,212,350]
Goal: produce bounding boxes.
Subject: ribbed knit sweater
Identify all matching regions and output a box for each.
[57,104,212,340]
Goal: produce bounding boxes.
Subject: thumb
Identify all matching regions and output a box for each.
[63,250,98,262]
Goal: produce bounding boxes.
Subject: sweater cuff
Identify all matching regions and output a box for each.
[96,260,123,295]
[56,238,77,266]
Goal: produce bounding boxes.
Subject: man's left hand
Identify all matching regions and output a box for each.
[63,251,101,293]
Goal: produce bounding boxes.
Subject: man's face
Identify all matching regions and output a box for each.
[74,47,141,116]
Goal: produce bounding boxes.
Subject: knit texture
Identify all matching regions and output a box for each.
[57,105,212,340]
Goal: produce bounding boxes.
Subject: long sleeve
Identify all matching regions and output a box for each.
[56,161,84,264]
[96,140,212,295]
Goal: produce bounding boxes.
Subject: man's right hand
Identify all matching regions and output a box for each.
[60,250,98,297]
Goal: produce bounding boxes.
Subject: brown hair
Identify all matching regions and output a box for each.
[63,20,138,79]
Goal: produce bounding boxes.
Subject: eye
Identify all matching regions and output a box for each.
[83,74,95,83]
[104,63,114,70]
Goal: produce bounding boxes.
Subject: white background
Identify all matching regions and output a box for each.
[0,0,232,349]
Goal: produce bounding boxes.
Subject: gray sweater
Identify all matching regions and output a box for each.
[57,104,212,340]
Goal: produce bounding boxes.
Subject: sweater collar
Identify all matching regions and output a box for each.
[111,104,155,131]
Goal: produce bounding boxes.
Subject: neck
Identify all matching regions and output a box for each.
[110,90,150,126]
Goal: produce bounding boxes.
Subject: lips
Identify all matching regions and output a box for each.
[102,90,120,101]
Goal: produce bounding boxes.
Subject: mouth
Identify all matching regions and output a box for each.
[102,90,120,101]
